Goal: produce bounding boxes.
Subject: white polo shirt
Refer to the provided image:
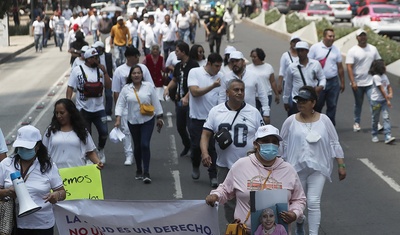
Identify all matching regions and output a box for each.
[159,21,178,42]
[279,51,299,80]
[308,41,342,79]
[0,157,63,229]
[188,67,222,120]
[247,62,274,96]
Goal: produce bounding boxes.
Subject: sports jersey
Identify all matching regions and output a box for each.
[203,102,264,168]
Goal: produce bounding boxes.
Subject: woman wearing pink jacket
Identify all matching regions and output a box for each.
[205,125,306,234]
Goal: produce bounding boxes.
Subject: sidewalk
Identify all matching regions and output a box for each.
[0,35,34,64]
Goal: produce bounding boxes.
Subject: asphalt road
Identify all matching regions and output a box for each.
[1,18,400,235]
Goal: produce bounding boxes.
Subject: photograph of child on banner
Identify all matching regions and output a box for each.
[254,208,287,235]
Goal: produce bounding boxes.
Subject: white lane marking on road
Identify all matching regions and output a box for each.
[166,112,173,128]
[170,135,178,165]
[359,158,400,192]
[4,69,69,150]
[172,170,183,199]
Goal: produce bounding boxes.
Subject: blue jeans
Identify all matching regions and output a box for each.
[315,76,340,126]
[56,33,64,50]
[371,100,391,137]
[128,117,155,174]
[190,24,197,43]
[105,88,113,116]
[113,45,126,67]
[189,118,217,178]
[163,41,175,60]
[179,27,190,45]
[80,109,108,149]
[131,36,138,48]
[43,30,50,47]
[175,103,191,149]
[34,34,43,51]
[92,30,98,43]
[352,85,372,124]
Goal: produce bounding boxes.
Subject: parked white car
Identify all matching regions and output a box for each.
[326,0,352,22]
[299,2,335,23]
[127,0,147,17]
[352,4,400,37]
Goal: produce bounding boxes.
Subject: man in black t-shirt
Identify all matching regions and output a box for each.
[164,42,199,157]
[203,7,225,55]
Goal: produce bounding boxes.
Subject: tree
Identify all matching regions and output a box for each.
[0,0,13,19]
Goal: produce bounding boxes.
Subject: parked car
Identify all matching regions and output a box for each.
[198,0,214,18]
[347,0,359,15]
[351,4,400,37]
[289,0,307,11]
[269,0,291,14]
[299,2,335,23]
[326,0,352,21]
[91,0,111,11]
[356,0,388,14]
[126,0,146,16]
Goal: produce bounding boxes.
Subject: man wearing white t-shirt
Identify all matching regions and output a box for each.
[346,29,381,132]
[112,46,154,166]
[248,48,280,109]
[159,14,179,60]
[32,16,45,52]
[89,9,100,43]
[176,8,191,44]
[67,48,112,163]
[141,15,161,55]
[219,51,271,124]
[201,79,264,222]
[126,14,139,48]
[154,4,168,24]
[187,53,223,188]
[309,29,345,126]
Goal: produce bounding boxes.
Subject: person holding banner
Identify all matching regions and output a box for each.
[43,99,103,169]
[115,65,164,184]
[205,125,306,232]
[0,125,66,234]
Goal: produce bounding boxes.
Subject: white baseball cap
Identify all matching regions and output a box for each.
[290,35,301,42]
[255,125,283,141]
[84,48,99,59]
[92,41,105,48]
[117,16,124,21]
[13,125,42,149]
[80,45,90,53]
[229,51,244,60]
[295,41,309,50]
[224,45,236,55]
[143,13,149,18]
[356,29,367,36]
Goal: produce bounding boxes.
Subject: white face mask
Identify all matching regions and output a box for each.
[102,14,107,19]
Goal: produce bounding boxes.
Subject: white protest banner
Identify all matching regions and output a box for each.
[54,199,220,235]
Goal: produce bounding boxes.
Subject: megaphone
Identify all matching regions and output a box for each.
[10,171,42,217]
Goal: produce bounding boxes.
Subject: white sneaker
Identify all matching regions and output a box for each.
[353,123,361,132]
[378,123,384,132]
[124,156,133,166]
[106,115,112,122]
[98,149,106,163]
[372,136,379,143]
[385,136,395,144]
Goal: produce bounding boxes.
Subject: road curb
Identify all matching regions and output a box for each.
[0,42,34,65]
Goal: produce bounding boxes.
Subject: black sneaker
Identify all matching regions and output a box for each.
[143,173,152,184]
[135,171,143,180]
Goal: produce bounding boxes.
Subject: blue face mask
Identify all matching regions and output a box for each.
[17,148,36,161]
[258,143,278,161]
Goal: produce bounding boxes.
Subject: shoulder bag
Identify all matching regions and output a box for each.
[318,48,332,69]
[79,65,104,98]
[133,87,155,116]
[214,105,243,150]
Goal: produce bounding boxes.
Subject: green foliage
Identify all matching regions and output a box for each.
[9,23,30,36]
[315,19,356,41]
[249,12,260,19]
[285,13,309,33]
[264,8,281,25]
[363,28,400,65]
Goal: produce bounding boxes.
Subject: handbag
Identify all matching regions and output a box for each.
[133,87,155,116]
[318,48,332,69]
[214,106,242,150]
[0,198,15,235]
[79,65,104,98]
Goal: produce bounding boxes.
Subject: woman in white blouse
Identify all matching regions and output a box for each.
[280,86,346,235]
[115,65,164,184]
[43,99,103,169]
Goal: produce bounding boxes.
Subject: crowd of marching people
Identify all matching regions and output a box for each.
[1,0,397,233]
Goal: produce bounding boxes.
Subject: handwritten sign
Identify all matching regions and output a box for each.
[59,165,104,200]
